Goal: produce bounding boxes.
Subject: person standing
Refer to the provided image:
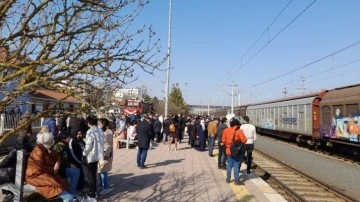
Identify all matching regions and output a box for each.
[162,116,171,144]
[217,118,228,169]
[42,116,58,140]
[207,118,219,157]
[240,116,257,174]
[196,119,206,152]
[98,118,113,195]
[82,115,103,201]
[221,118,247,185]
[178,114,186,143]
[153,116,162,143]
[136,116,152,168]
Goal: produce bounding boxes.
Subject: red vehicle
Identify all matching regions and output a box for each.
[122,99,154,115]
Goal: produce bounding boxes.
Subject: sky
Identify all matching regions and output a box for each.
[127,0,360,107]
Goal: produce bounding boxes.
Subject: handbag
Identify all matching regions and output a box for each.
[230,129,245,158]
[193,139,200,147]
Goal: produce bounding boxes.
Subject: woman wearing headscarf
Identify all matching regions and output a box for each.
[25,132,76,201]
[196,119,206,151]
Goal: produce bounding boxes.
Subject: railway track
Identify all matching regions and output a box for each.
[261,134,360,166]
[252,149,359,202]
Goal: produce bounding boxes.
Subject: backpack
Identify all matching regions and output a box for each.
[169,123,176,133]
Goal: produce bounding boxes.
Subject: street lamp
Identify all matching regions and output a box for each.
[164,0,172,117]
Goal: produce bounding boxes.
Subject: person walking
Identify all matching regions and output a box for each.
[221,118,247,185]
[240,116,257,174]
[136,116,152,168]
[217,117,228,169]
[168,116,179,151]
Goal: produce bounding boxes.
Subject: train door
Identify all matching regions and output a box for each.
[299,104,305,132]
[293,105,298,131]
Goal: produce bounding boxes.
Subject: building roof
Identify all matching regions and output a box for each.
[29,89,82,103]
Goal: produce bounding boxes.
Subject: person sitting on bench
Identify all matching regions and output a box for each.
[25,132,77,201]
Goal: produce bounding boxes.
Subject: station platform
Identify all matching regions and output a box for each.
[0,138,286,202]
[98,138,286,202]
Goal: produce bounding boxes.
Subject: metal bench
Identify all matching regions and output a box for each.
[0,150,36,202]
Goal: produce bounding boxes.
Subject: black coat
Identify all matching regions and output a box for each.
[136,120,151,149]
[153,120,162,133]
[163,119,171,134]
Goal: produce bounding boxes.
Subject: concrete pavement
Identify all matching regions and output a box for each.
[97,138,284,202]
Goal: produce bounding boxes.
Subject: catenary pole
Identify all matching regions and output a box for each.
[164,0,172,117]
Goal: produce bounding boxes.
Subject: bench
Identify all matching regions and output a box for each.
[0,150,36,202]
[118,138,138,149]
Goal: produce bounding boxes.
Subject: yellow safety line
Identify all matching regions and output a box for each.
[213,149,256,202]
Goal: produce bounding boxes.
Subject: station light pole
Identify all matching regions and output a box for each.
[164,0,172,117]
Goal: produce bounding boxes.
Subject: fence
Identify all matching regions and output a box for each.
[0,113,43,136]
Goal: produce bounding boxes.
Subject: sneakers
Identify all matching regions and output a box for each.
[225,179,230,184]
[175,148,177,151]
[234,181,244,185]
[99,188,111,195]
[168,147,170,151]
[74,194,85,202]
[247,170,251,174]
[85,196,97,202]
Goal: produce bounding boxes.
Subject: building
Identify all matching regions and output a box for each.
[114,87,145,99]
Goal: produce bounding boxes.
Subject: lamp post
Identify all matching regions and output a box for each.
[164,0,172,117]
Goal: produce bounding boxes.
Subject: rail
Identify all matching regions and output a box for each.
[252,149,359,202]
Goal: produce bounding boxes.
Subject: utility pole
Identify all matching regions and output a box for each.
[229,81,238,114]
[283,87,288,98]
[164,0,172,117]
[297,76,306,95]
[207,99,210,116]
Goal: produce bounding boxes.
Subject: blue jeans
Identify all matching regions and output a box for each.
[226,156,241,182]
[99,172,109,189]
[66,167,80,194]
[137,148,148,167]
[208,137,215,155]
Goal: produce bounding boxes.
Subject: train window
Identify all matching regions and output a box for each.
[345,104,358,117]
[133,102,139,107]
[333,105,344,118]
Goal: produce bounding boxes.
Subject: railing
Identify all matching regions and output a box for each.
[0,113,43,136]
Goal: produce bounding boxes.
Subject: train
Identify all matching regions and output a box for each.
[213,84,360,155]
[121,99,154,115]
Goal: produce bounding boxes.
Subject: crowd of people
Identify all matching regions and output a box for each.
[0,110,257,201]
[112,112,257,186]
[0,113,114,202]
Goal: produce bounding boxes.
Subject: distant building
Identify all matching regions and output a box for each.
[114,87,146,100]
[0,47,81,114]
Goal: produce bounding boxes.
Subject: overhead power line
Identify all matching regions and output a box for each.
[243,40,360,90]
[234,0,317,74]
[210,0,315,96]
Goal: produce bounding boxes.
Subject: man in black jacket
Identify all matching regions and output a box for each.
[136,116,152,169]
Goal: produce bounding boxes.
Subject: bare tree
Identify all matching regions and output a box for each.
[0,0,165,139]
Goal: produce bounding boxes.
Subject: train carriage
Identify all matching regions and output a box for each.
[319,84,360,149]
[246,91,327,146]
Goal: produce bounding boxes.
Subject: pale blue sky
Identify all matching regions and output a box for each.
[129,0,360,106]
